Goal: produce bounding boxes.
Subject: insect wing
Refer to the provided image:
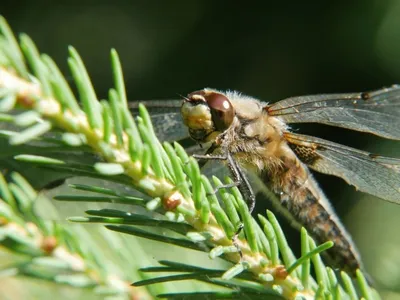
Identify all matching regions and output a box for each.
[149,112,189,142]
[129,99,189,142]
[284,132,400,204]
[268,85,400,140]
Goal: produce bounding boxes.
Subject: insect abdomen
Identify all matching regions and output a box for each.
[263,157,362,275]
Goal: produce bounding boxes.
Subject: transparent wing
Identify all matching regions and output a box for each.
[284,132,400,204]
[150,112,188,142]
[128,99,183,114]
[268,85,400,140]
[129,99,188,142]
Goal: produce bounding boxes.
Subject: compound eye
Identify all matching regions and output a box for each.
[205,92,235,131]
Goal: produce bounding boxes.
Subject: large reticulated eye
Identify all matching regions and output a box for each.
[204,92,235,131]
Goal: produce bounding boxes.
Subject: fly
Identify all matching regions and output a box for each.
[176,87,400,277]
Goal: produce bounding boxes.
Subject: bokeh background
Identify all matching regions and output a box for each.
[1,1,400,299]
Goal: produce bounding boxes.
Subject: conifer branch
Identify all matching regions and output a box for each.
[0,16,379,299]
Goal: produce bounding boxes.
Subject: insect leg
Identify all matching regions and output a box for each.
[192,154,227,160]
[192,153,238,192]
[192,142,219,168]
[225,153,256,213]
[192,152,256,213]
[192,150,257,259]
[232,222,244,260]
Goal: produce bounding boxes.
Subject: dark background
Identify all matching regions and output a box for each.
[1,1,400,298]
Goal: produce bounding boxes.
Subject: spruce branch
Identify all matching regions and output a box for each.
[0,15,380,299]
[0,171,152,300]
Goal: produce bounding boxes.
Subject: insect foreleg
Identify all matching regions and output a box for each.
[192,150,256,261]
[192,154,228,160]
[225,153,256,213]
[192,152,256,213]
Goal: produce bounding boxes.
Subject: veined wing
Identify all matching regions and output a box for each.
[284,132,400,204]
[129,99,182,114]
[268,85,400,140]
[129,99,189,142]
[150,113,188,142]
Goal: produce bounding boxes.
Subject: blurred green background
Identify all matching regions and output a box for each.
[1,1,400,299]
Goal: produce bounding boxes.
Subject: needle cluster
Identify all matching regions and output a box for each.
[0,16,379,300]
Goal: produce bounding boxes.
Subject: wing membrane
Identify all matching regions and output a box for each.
[268,85,400,140]
[128,99,182,114]
[284,132,400,204]
[150,113,188,142]
[129,100,189,142]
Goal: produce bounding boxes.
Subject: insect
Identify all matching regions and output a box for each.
[33,86,400,278]
[145,86,400,277]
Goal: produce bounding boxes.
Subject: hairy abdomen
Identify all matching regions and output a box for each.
[262,155,362,275]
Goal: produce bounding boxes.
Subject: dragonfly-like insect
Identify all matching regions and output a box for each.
[137,86,400,277]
